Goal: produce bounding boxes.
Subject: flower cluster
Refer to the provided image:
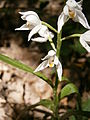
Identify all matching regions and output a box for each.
[15,11,54,42]
[15,0,90,81]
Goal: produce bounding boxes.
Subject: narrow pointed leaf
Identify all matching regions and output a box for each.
[60,83,79,99]
[60,110,90,120]
[0,54,53,87]
[16,99,53,120]
[39,99,54,111]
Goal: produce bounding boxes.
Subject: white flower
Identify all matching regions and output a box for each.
[34,50,62,81]
[58,0,90,32]
[80,30,90,52]
[15,11,54,42]
[31,25,54,43]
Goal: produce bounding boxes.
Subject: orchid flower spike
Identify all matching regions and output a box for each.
[15,11,54,42]
[34,50,62,81]
[80,30,90,52]
[58,0,90,32]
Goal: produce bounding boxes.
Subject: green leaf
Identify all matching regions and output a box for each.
[24,99,54,112]
[24,99,54,111]
[16,99,54,120]
[39,99,54,111]
[60,83,79,99]
[0,54,53,87]
[61,76,70,82]
[82,99,90,112]
[60,110,90,120]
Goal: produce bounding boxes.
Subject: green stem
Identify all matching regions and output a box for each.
[53,87,59,119]
[42,21,58,33]
[56,31,62,58]
[61,34,81,41]
[48,36,56,51]
[52,31,62,119]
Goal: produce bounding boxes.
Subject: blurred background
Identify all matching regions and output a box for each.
[0,0,90,119]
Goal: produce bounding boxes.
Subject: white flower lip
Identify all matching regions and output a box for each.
[58,0,90,32]
[15,11,54,42]
[34,50,62,81]
[80,30,90,52]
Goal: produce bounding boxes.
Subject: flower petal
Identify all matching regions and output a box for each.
[66,0,82,10]
[41,55,50,61]
[31,37,47,42]
[78,0,83,7]
[80,38,90,52]
[38,25,54,39]
[15,24,30,30]
[54,56,59,65]
[63,5,69,16]
[19,11,39,20]
[42,50,56,61]
[58,12,68,32]
[28,25,41,41]
[25,15,40,26]
[80,30,90,52]
[57,63,62,81]
[81,30,90,42]
[34,60,49,72]
[73,9,90,29]
[19,11,41,27]
[49,31,54,39]
[66,0,77,8]
[48,50,56,56]
[54,56,62,81]
[38,25,48,37]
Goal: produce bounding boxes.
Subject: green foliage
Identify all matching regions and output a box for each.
[39,99,54,111]
[61,76,70,82]
[60,110,90,120]
[82,99,90,112]
[0,54,53,87]
[81,99,90,120]
[60,83,79,99]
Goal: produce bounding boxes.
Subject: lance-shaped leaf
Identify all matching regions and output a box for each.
[24,99,54,112]
[39,99,54,111]
[16,99,54,120]
[60,83,79,99]
[60,110,90,120]
[0,54,53,87]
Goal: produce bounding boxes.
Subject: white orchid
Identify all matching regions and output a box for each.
[34,50,62,81]
[15,11,54,42]
[58,0,90,32]
[80,30,90,52]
